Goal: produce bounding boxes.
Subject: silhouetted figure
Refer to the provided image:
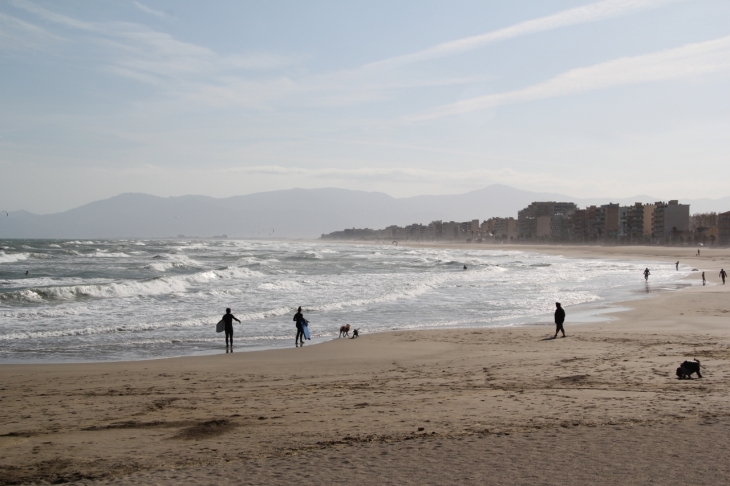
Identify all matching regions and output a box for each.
[644,268,650,281]
[293,306,306,347]
[702,272,706,286]
[25,271,28,275]
[222,308,240,347]
[463,265,467,270]
[720,269,727,285]
[676,261,679,271]
[697,249,701,256]
[554,302,566,338]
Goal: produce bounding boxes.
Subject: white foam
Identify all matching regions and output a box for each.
[0,266,264,302]
[0,251,29,264]
[259,281,303,291]
[85,250,130,258]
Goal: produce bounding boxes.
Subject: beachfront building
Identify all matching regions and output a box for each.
[480,220,491,238]
[718,211,730,246]
[595,203,620,242]
[442,221,460,241]
[565,205,598,243]
[427,221,443,240]
[405,223,427,240]
[652,200,690,243]
[625,203,655,243]
[517,201,577,240]
[492,217,517,241]
[618,206,628,239]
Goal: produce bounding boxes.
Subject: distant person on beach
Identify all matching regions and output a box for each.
[702,272,706,286]
[644,268,650,281]
[697,249,701,256]
[293,306,306,347]
[554,302,566,338]
[720,269,727,285]
[676,261,679,271]
[463,265,467,270]
[222,308,240,348]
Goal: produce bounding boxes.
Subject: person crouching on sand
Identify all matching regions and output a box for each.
[293,306,305,347]
[222,308,241,348]
[554,302,566,339]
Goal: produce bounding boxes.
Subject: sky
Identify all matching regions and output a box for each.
[1,0,729,214]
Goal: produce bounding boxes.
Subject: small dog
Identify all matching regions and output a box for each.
[351,329,359,339]
[339,324,350,338]
[676,359,702,379]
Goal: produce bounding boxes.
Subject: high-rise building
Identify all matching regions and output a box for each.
[518,201,577,238]
[492,217,517,239]
[652,200,690,241]
[718,211,730,246]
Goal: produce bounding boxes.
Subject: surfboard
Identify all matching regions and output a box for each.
[216,319,225,333]
[302,320,311,340]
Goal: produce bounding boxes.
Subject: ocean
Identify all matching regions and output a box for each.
[0,239,688,363]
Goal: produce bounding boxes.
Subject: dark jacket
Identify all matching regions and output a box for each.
[555,307,565,325]
[293,312,304,330]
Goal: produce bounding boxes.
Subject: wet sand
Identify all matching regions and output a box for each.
[2,245,730,485]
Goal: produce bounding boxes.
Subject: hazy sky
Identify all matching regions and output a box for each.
[1,0,729,213]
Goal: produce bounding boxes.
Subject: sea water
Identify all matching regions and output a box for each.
[0,239,689,363]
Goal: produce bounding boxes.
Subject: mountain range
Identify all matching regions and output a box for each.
[1,185,728,239]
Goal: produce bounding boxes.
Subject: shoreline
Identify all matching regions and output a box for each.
[0,242,701,366]
[3,244,730,484]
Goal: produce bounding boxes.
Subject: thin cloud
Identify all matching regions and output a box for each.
[10,0,100,32]
[0,11,60,50]
[363,0,689,71]
[133,1,170,20]
[409,35,730,120]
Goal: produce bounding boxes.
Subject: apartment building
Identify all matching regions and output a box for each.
[718,211,730,246]
[652,200,690,241]
[595,203,620,240]
[625,203,654,242]
[492,217,517,239]
[517,201,577,238]
[441,221,460,240]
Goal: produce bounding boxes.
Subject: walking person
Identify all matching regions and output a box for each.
[553,302,566,339]
[720,269,727,285]
[702,272,706,286]
[222,308,240,348]
[676,261,679,271]
[644,268,650,281]
[293,306,306,347]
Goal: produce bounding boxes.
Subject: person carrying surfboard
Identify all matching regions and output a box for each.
[293,306,308,347]
[222,308,240,348]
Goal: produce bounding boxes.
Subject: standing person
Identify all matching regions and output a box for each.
[554,302,566,339]
[222,308,240,348]
[697,249,701,256]
[644,268,650,281]
[676,261,679,271]
[293,306,305,347]
[702,272,706,286]
[720,269,727,285]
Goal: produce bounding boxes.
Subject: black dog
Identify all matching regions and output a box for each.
[351,329,359,339]
[676,359,702,379]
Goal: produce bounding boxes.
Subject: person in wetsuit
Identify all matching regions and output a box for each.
[644,268,650,281]
[720,269,727,285]
[553,302,566,338]
[222,308,240,348]
[293,306,305,347]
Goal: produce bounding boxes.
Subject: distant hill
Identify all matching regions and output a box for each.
[1,185,728,239]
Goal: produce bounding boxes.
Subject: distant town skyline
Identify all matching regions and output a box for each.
[2,1,730,214]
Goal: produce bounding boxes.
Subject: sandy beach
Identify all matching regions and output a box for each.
[2,245,730,485]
